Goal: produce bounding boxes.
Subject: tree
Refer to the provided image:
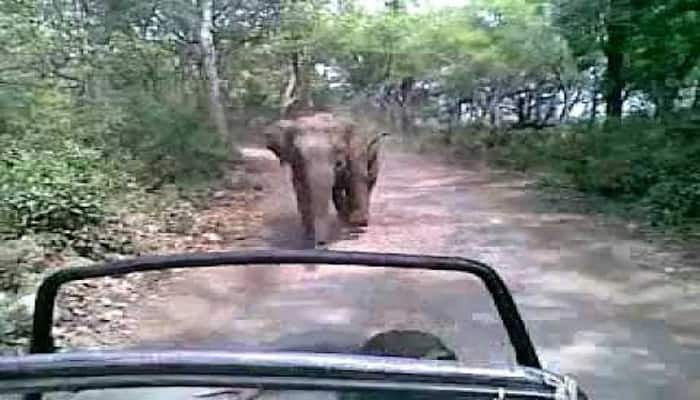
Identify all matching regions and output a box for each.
[199,0,231,146]
[627,0,700,114]
[277,0,326,116]
[602,0,628,118]
[554,0,700,118]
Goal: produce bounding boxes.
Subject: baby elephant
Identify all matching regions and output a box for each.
[264,112,388,245]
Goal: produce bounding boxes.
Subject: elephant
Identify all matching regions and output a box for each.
[332,131,389,222]
[263,112,388,245]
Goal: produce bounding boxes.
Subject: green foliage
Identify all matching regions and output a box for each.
[0,139,110,238]
[485,112,700,227]
[102,91,229,185]
[644,175,700,226]
[553,0,700,114]
[0,86,133,243]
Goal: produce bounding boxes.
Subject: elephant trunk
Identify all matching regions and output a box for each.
[305,148,335,245]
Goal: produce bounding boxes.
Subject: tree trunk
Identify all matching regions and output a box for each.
[603,1,626,119]
[281,50,314,118]
[534,89,542,124]
[525,90,534,122]
[398,77,415,135]
[559,87,568,122]
[517,94,526,123]
[590,90,599,125]
[488,88,502,129]
[562,88,583,122]
[279,0,317,117]
[199,0,231,146]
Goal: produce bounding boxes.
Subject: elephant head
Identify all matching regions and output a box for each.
[332,131,389,226]
[264,113,388,245]
[264,119,297,165]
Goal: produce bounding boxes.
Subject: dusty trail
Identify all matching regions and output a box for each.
[133,147,700,400]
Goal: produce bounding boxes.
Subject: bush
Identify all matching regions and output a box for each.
[486,129,552,171]
[644,171,700,226]
[0,137,115,238]
[99,91,229,186]
[0,84,229,248]
[477,111,700,228]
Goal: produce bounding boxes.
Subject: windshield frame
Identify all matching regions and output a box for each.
[0,350,565,399]
[28,249,541,369]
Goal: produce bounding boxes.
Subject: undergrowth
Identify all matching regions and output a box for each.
[449,111,700,233]
[0,87,231,351]
[0,88,228,245]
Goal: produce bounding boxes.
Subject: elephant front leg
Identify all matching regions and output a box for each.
[291,164,314,240]
[332,166,351,221]
[333,185,349,220]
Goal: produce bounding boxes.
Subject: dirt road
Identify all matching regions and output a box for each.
[133,146,700,400]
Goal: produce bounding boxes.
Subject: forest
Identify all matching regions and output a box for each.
[0,0,699,349]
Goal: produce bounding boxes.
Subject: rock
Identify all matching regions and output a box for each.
[62,256,94,269]
[54,326,68,337]
[58,311,74,322]
[140,223,160,234]
[203,232,223,242]
[71,308,87,317]
[98,309,123,322]
[17,294,36,315]
[103,253,129,262]
[0,238,44,265]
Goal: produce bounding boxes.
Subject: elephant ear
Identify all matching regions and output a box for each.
[265,120,299,164]
[367,132,390,172]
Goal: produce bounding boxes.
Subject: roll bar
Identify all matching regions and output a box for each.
[29,249,541,370]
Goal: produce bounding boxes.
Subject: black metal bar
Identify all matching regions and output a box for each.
[3,351,556,398]
[29,250,541,370]
[6,377,557,399]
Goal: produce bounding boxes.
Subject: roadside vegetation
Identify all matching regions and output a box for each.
[1,0,698,349]
[487,114,700,233]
